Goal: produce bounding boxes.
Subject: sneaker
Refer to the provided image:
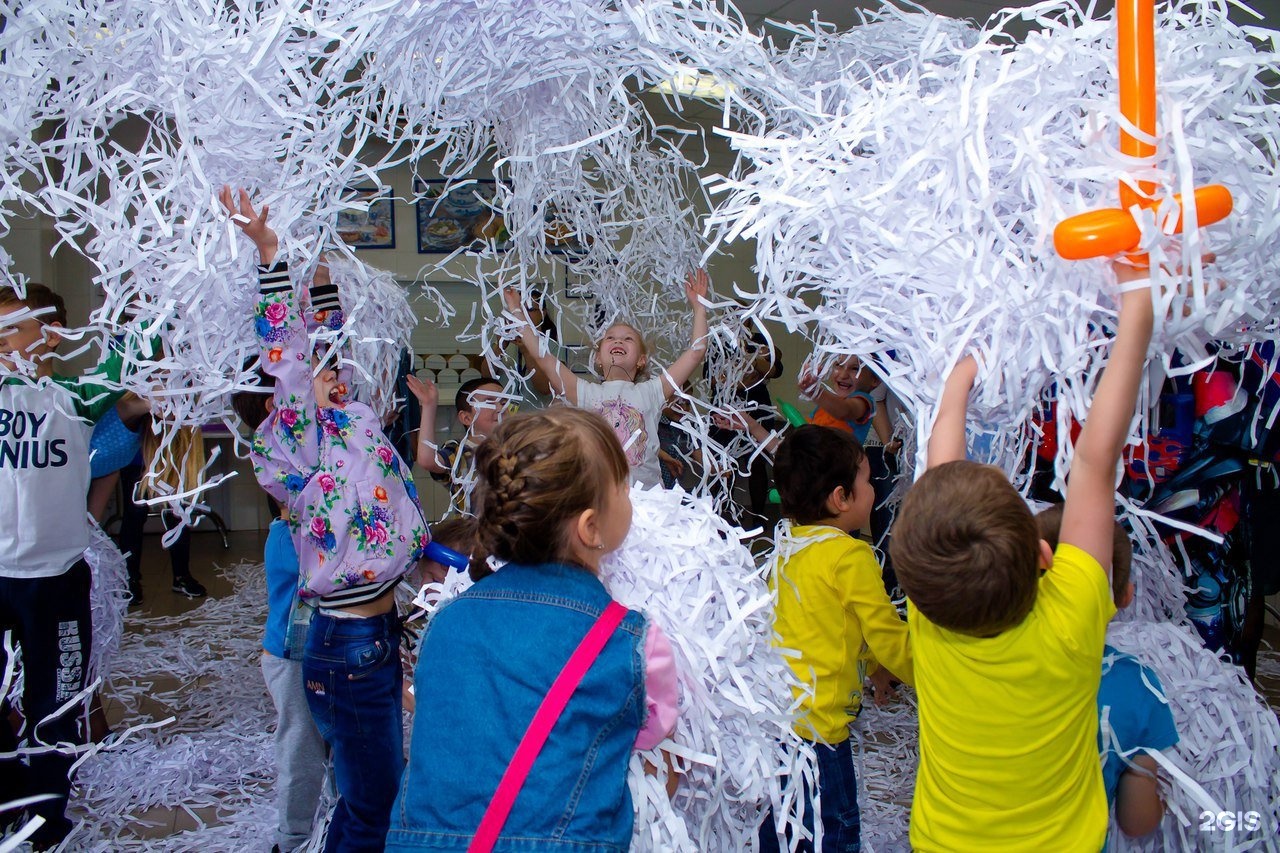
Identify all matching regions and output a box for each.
[171,575,207,598]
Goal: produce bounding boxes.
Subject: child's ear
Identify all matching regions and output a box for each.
[1037,538,1054,570]
[43,322,63,351]
[575,507,599,545]
[569,506,603,563]
[824,484,851,516]
[458,409,475,428]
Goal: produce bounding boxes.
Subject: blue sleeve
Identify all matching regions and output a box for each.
[1137,664,1179,751]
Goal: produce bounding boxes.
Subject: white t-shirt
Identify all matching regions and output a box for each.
[576,377,665,488]
[0,380,94,578]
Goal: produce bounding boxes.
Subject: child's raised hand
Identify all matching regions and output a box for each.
[313,258,331,288]
[684,268,709,307]
[406,373,438,407]
[219,185,278,260]
[797,368,820,400]
[948,354,979,387]
[501,286,525,317]
[1114,252,1221,318]
[712,411,748,432]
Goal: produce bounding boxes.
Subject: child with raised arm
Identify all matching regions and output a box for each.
[890,261,1155,851]
[386,407,678,850]
[407,375,508,514]
[222,186,430,851]
[230,385,327,853]
[801,354,875,441]
[502,270,709,488]
[1035,504,1178,841]
[759,424,912,853]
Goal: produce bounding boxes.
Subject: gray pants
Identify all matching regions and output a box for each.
[262,651,328,852]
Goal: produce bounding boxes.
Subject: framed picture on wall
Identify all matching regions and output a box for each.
[336,186,395,249]
[564,269,592,299]
[415,178,506,254]
[563,344,596,376]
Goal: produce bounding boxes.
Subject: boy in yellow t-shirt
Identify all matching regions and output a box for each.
[760,424,912,853]
[890,261,1156,852]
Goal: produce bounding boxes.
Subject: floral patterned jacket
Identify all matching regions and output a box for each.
[250,260,429,602]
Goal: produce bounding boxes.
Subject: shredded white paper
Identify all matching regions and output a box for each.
[1,0,1278,848]
[703,0,1280,483]
[1104,620,1280,850]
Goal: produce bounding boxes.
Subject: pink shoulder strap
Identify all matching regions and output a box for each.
[468,601,628,853]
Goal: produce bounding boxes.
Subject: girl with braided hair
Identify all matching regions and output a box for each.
[387,407,679,851]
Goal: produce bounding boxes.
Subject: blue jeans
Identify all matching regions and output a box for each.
[758,738,861,853]
[304,610,404,852]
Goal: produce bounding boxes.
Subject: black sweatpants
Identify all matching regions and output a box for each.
[0,559,92,846]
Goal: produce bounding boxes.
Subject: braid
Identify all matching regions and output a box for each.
[493,452,525,514]
[473,408,629,570]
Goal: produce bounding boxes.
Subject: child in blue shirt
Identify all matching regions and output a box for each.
[232,383,326,853]
[1036,504,1178,839]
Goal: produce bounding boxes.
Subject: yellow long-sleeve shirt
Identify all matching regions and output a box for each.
[770,525,913,743]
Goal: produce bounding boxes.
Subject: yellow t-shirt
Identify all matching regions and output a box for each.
[771,525,913,743]
[907,543,1116,852]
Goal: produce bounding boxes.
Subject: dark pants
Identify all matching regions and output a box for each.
[117,462,191,585]
[865,446,897,594]
[1239,469,1280,680]
[304,610,404,852]
[759,738,861,853]
[0,560,93,848]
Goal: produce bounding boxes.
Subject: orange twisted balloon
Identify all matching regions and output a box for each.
[1053,0,1232,263]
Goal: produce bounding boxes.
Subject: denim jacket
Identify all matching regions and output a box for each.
[387,562,647,852]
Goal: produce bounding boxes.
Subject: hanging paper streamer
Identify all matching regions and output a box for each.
[0,0,797,522]
[83,519,130,690]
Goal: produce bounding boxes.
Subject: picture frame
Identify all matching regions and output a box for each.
[415,178,506,254]
[336,186,395,249]
[564,269,591,299]
[563,344,596,376]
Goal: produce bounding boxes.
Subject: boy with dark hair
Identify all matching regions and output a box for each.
[408,375,510,514]
[1035,504,1177,840]
[891,262,1155,850]
[760,424,912,852]
[0,283,126,848]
